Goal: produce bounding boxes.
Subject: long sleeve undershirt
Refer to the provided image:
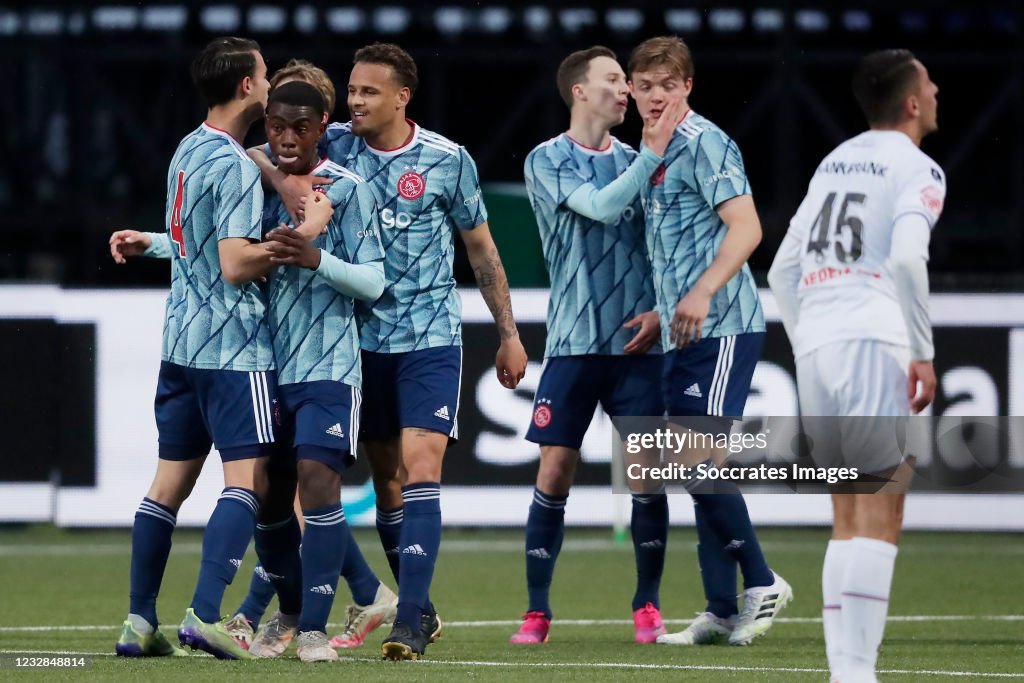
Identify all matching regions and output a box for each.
[564,147,662,223]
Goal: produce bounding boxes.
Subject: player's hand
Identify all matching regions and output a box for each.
[642,95,685,158]
[266,224,322,270]
[294,193,334,239]
[495,334,527,389]
[907,360,937,414]
[109,229,152,264]
[278,174,333,225]
[623,310,661,355]
[670,288,711,348]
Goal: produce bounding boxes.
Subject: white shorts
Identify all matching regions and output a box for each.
[796,340,912,474]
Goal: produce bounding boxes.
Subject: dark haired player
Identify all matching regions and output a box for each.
[114,37,332,660]
[251,43,529,660]
[769,49,943,683]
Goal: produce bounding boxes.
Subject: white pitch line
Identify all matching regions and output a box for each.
[1,614,1021,633]
[3,539,1022,556]
[359,658,1024,678]
[1,650,1014,678]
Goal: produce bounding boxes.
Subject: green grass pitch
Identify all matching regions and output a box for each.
[1,525,1022,681]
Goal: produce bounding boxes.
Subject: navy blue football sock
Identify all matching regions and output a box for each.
[630,493,668,611]
[694,499,739,618]
[375,505,403,584]
[128,498,177,627]
[339,524,382,607]
[298,504,348,634]
[254,513,304,616]
[236,564,276,629]
[190,487,259,624]
[394,484,441,630]
[524,488,567,619]
[691,476,773,589]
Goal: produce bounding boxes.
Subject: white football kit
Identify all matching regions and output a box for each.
[769,130,945,470]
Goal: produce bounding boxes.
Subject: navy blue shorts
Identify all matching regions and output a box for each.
[359,346,462,442]
[662,333,764,428]
[526,355,664,450]
[276,380,360,473]
[155,361,279,461]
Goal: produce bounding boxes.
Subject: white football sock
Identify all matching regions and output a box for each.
[822,539,852,679]
[841,536,898,678]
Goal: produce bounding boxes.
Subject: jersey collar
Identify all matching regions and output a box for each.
[363,119,420,157]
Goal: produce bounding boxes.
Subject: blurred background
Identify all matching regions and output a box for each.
[1,1,1022,530]
[2,0,1022,290]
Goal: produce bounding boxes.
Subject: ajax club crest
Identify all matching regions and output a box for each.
[398,171,425,200]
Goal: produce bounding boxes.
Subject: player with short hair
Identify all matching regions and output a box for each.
[235,61,399,655]
[235,80,386,663]
[627,36,791,646]
[111,66,399,656]
[509,45,682,646]
[251,42,529,660]
[270,59,336,122]
[113,36,333,660]
[768,49,942,683]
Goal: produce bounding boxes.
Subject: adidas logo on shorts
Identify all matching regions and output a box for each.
[526,548,552,559]
[684,383,703,398]
[434,406,450,421]
[310,584,335,595]
[229,558,243,569]
[640,540,665,549]
[325,423,345,438]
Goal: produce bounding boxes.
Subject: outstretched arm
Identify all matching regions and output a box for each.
[563,96,683,223]
[459,221,528,388]
[109,230,173,263]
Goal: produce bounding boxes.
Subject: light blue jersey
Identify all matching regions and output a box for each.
[641,111,765,346]
[266,159,385,387]
[320,121,487,353]
[162,123,272,371]
[525,134,657,357]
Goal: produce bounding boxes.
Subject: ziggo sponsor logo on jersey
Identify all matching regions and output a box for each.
[379,208,414,230]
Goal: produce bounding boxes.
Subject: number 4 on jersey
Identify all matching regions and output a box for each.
[807,191,865,264]
[170,170,186,257]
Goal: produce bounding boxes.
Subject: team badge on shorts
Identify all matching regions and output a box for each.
[398,171,425,200]
[533,398,553,428]
[271,398,282,427]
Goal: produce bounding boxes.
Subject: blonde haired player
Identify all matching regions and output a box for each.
[768,49,943,683]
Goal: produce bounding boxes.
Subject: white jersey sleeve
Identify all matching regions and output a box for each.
[893,156,945,229]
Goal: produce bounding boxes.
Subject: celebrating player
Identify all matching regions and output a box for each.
[628,36,792,646]
[251,43,529,660]
[510,46,681,646]
[236,81,385,663]
[114,37,332,660]
[111,66,399,657]
[232,60,399,655]
[768,49,943,683]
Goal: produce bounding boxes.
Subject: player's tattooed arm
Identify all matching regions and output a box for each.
[464,227,516,339]
[461,221,528,389]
